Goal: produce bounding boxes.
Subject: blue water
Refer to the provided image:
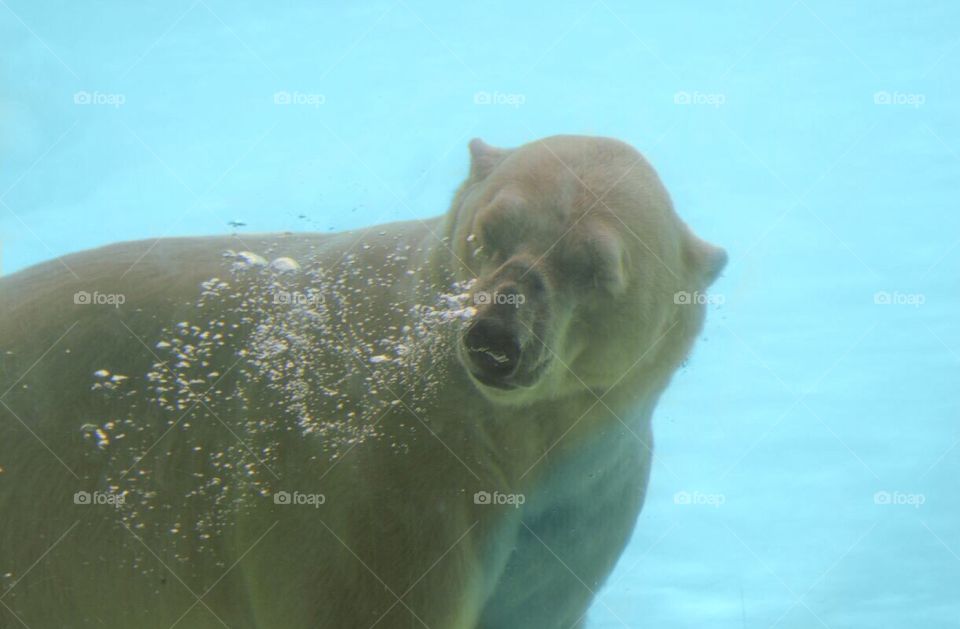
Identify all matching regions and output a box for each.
[2,1,958,627]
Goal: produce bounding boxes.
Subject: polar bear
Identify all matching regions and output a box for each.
[0,135,725,628]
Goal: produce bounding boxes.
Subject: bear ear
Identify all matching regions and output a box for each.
[468,138,509,180]
[685,231,728,287]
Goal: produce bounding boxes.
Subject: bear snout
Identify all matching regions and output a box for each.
[462,277,550,391]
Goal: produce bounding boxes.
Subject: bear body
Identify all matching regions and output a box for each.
[0,136,725,628]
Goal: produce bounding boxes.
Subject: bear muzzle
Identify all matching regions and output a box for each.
[461,273,550,391]
[462,318,523,389]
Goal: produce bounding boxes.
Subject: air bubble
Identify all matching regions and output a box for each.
[269,257,300,273]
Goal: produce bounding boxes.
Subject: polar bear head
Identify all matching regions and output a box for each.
[444,135,726,405]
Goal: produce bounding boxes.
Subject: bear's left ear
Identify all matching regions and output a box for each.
[684,230,728,287]
[468,138,509,180]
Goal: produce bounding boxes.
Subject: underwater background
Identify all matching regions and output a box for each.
[1,1,958,627]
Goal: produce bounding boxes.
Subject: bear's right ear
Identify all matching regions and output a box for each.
[685,231,728,288]
[469,138,508,180]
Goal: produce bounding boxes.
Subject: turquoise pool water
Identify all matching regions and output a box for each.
[2,2,958,627]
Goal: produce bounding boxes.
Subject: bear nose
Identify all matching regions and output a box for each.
[463,318,522,388]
